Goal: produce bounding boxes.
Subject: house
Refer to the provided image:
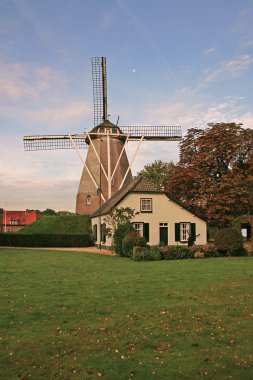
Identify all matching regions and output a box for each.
[1,210,37,232]
[91,177,207,250]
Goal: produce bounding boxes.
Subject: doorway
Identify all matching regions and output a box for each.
[159,223,168,246]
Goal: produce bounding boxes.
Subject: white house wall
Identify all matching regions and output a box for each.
[91,192,207,249]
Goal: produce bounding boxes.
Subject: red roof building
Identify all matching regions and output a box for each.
[1,210,37,232]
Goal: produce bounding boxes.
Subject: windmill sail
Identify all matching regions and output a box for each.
[91,57,108,126]
[120,125,182,140]
[23,134,88,151]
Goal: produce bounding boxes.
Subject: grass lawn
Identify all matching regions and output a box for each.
[0,249,253,380]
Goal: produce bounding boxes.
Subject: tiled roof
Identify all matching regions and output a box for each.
[91,176,163,217]
[132,177,162,192]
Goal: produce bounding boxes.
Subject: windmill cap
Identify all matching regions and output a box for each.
[86,119,126,143]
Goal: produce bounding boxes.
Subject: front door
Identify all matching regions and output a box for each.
[159,223,168,246]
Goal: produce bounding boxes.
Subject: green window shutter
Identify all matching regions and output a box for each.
[175,223,180,242]
[143,223,149,242]
[102,223,106,243]
[191,223,196,241]
[93,224,97,241]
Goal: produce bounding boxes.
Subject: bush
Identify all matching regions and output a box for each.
[160,245,194,260]
[149,246,161,261]
[134,237,147,247]
[113,223,134,256]
[202,245,220,258]
[122,230,137,257]
[0,233,92,247]
[132,246,151,261]
[194,251,205,259]
[215,228,245,256]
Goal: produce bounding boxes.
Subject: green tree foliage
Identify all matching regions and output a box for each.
[104,207,135,238]
[138,160,174,190]
[41,208,57,216]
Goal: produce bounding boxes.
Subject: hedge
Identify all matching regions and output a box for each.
[0,233,92,248]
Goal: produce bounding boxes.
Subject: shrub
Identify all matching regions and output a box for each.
[135,237,147,247]
[160,245,194,260]
[132,246,151,261]
[215,228,245,256]
[149,246,161,261]
[113,223,134,256]
[194,251,205,259]
[122,230,137,257]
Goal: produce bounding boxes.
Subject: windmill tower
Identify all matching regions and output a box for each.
[23,57,182,214]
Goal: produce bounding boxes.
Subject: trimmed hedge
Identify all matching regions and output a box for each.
[0,233,92,248]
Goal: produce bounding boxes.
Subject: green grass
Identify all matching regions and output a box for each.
[0,250,253,380]
[17,215,90,234]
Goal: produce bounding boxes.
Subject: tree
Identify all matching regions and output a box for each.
[138,160,174,190]
[104,207,136,238]
[41,208,57,216]
[166,123,253,227]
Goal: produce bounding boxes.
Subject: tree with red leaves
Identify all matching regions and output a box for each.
[167,122,253,226]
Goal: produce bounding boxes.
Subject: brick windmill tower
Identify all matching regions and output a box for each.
[23,57,182,214]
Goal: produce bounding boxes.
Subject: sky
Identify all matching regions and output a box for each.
[0,0,253,212]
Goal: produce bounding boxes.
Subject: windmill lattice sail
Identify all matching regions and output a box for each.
[92,57,108,127]
[23,126,181,150]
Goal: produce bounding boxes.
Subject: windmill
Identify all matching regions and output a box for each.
[23,57,182,215]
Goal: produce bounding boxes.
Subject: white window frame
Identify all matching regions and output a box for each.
[133,222,143,237]
[140,198,152,212]
[86,195,91,205]
[180,222,190,242]
[10,220,19,225]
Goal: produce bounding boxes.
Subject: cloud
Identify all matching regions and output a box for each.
[144,95,253,131]
[241,39,253,48]
[0,176,79,211]
[26,101,92,127]
[99,9,116,30]
[0,59,93,130]
[0,60,67,102]
[201,55,253,84]
[203,47,216,56]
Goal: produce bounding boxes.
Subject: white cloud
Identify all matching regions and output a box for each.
[201,55,253,85]
[203,47,216,56]
[99,9,116,30]
[26,101,92,127]
[144,96,253,131]
[0,60,67,102]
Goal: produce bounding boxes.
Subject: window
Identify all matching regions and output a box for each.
[133,222,143,237]
[86,195,91,205]
[180,223,191,242]
[10,220,19,225]
[111,176,115,186]
[175,223,196,243]
[140,198,152,212]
